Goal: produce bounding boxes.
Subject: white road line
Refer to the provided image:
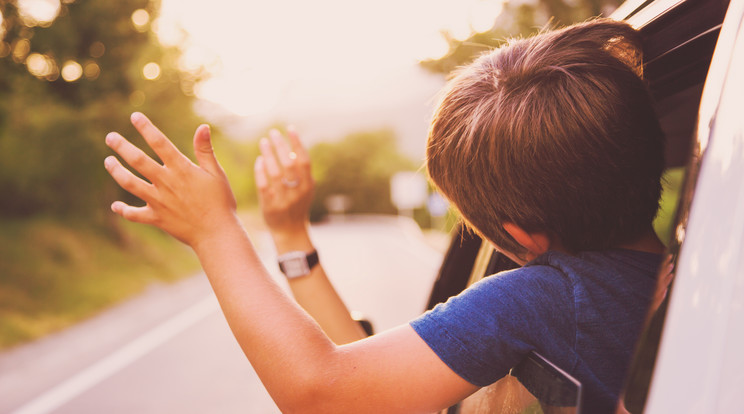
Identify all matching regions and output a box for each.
[10,295,219,414]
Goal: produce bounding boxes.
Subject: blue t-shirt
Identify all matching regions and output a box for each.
[410,249,661,413]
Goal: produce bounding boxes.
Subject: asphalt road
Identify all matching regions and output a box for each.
[0,215,445,414]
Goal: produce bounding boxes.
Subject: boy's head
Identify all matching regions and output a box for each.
[426,18,665,258]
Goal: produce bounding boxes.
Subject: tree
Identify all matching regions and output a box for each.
[0,0,203,222]
[308,129,418,221]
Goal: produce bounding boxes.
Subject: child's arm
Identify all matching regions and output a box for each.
[254,128,367,344]
[104,113,477,413]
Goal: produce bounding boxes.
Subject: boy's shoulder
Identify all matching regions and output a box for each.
[526,249,662,285]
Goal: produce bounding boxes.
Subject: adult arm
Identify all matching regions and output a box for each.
[103,113,478,413]
[254,128,367,344]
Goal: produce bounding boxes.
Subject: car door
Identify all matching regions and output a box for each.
[623,0,744,412]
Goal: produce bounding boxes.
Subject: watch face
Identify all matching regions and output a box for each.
[279,252,311,278]
[283,257,310,277]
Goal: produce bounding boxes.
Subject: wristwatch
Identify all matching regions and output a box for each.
[277,250,319,279]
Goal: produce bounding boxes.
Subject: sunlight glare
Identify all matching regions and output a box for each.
[0,9,5,40]
[157,0,507,116]
[415,33,451,62]
[470,1,504,33]
[178,43,218,72]
[17,0,61,27]
[196,68,283,117]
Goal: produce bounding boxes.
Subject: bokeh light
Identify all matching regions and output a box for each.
[84,61,100,80]
[61,60,83,82]
[12,38,31,63]
[17,0,61,27]
[142,62,161,80]
[129,90,146,106]
[0,9,5,41]
[89,41,105,58]
[131,9,150,32]
[25,53,55,78]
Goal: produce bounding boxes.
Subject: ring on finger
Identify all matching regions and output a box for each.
[282,178,300,188]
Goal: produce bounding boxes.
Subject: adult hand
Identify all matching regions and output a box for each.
[104,112,238,248]
[254,127,314,249]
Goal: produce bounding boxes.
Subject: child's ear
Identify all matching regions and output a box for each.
[503,223,551,257]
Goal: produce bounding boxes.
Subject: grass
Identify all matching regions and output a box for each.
[0,216,200,350]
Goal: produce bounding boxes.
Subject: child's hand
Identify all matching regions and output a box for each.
[254,127,314,249]
[104,112,238,248]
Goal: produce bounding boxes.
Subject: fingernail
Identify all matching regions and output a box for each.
[104,156,115,169]
[131,112,144,123]
[105,132,116,145]
[110,202,119,213]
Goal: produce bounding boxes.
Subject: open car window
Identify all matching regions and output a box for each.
[510,352,583,414]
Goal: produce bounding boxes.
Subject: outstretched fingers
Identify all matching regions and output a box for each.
[130,112,189,168]
[270,129,294,170]
[259,137,282,184]
[105,132,162,182]
[193,124,222,175]
[254,156,269,190]
[287,126,311,173]
[110,201,157,224]
[104,155,155,202]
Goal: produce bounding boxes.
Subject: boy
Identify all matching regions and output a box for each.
[104,18,665,413]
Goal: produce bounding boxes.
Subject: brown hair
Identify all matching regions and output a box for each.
[427,18,664,257]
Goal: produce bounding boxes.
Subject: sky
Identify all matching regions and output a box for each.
[156,0,504,119]
[152,0,509,159]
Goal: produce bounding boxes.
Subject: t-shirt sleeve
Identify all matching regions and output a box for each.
[410,265,574,386]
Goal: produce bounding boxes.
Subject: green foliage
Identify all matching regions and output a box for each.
[0,0,203,221]
[308,129,418,221]
[0,0,209,346]
[654,167,686,246]
[0,216,199,349]
[420,0,624,74]
[214,136,261,208]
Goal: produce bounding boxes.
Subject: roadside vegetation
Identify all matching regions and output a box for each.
[0,216,199,349]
